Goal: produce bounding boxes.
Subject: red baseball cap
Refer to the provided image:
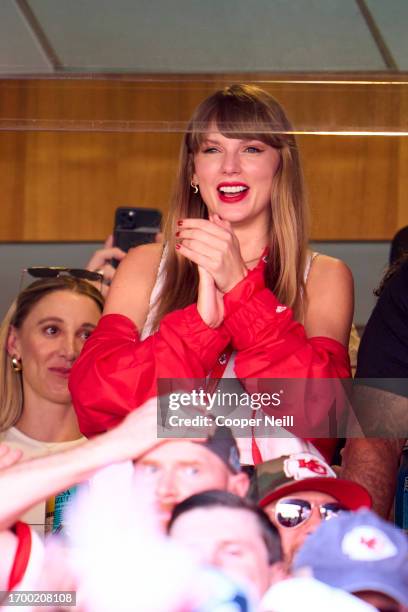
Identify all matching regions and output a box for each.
[251,452,372,511]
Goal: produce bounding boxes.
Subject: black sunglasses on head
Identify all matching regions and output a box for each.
[25,267,103,282]
[19,266,104,294]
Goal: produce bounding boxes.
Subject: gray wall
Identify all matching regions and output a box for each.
[0,241,390,327]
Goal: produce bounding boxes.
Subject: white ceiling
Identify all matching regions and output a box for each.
[0,0,406,74]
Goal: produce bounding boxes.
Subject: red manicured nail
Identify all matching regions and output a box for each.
[177,220,183,226]
[175,243,181,250]
[175,231,180,237]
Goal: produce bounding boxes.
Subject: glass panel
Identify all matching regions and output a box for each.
[0,78,407,134]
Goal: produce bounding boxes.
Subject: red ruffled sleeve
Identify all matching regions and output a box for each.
[223,265,351,459]
[69,307,230,437]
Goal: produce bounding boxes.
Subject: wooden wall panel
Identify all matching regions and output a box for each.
[300,135,400,240]
[0,76,407,241]
[0,130,181,241]
[397,90,408,231]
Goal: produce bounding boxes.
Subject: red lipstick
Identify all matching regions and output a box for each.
[217,182,249,203]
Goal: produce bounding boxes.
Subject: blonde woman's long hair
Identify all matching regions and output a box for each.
[152,84,309,329]
[0,276,104,432]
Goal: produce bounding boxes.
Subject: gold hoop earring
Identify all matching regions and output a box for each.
[190,181,199,195]
[11,356,22,373]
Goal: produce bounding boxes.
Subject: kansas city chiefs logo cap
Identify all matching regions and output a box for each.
[342,526,398,561]
[283,452,337,480]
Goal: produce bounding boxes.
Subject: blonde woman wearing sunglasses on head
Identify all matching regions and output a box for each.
[0,275,104,532]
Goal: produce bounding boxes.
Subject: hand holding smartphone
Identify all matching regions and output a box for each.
[112,207,162,268]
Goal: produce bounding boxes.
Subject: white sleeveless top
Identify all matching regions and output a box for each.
[141,249,323,465]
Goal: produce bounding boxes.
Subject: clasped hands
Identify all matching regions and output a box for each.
[175,215,248,328]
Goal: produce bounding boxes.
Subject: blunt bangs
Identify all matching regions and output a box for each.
[187,86,292,153]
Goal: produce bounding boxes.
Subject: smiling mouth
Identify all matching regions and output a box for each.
[49,367,71,377]
[217,183,249,202]
[218,185,248,194]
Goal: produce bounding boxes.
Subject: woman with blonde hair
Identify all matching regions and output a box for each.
[70,84,353,464]
[0,275,103,439]
[0,274,104,530]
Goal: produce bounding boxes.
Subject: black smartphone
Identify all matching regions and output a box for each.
[112,206,162,268]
